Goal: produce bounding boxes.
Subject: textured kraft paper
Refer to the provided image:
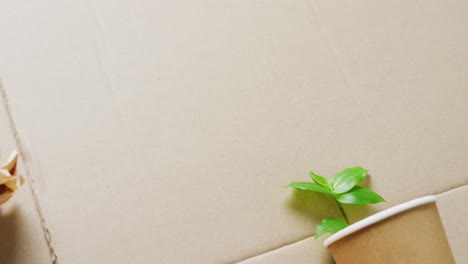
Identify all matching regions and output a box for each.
[328,202,455,264]
[1,1,468,263]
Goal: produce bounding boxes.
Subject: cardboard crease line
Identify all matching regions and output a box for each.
[0,79,59,264]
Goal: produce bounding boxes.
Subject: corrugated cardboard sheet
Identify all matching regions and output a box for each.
[0,0,467,263]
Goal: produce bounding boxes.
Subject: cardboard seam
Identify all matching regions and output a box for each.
[0,79,59,264]
[437,183,468,197]
[233,233,313,264]
[234,182,468,263]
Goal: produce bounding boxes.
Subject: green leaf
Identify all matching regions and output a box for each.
[315,218,349,239]
[286,182,333,195]
[337,186,385,205]
[310,171,329,188]
[330,167,368,194]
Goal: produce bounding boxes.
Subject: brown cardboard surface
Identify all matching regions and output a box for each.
[0,0,467,263]
[238,237,333,264]
[311,0,468,88]
[438,185,468,264]
[0,87,52,263]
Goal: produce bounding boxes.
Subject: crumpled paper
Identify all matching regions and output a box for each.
[0,151,25,205]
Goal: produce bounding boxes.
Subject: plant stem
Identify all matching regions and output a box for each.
[336,200,350,224]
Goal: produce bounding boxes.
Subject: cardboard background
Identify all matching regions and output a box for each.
[0,0,467,263]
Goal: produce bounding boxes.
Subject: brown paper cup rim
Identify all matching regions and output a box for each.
[323,195,437,248]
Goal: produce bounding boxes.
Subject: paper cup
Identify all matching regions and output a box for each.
[324,196,455,264]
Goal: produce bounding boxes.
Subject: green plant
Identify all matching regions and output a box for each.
[287,166,385,238]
